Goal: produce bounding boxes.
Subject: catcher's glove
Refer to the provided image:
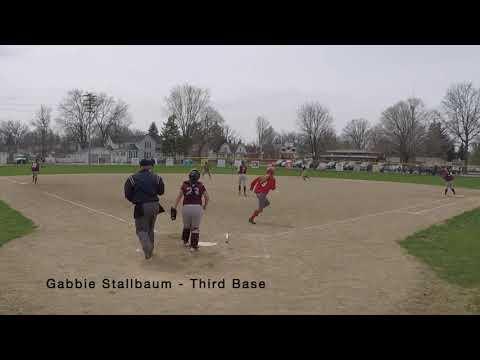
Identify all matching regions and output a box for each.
[170,207,177,221]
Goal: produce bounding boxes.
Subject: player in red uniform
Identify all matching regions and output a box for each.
[31,159,40,184]
[440,166,456,196]
[172,169,210,251]
[238,160,248,196]
[248,166,276,224]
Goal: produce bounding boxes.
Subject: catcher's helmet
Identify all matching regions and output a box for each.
[189,169,201,183]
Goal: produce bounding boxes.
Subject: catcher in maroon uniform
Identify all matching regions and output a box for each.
[171,169,210,251]
[248,166,276,224]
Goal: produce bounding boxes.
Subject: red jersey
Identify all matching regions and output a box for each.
[250,176,276,194]
[181,181,206,205]
[238,165,247,174]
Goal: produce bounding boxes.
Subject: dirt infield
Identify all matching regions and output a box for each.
[1,173,480,314]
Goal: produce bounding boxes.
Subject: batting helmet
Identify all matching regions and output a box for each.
[189,169,201,183]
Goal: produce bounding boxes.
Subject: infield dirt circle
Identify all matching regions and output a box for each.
[1,173,480,314]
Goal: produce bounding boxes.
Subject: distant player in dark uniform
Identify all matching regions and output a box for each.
[238,160,248,196]
[31,159,40,184]
[301,162,309,181]
[124,159,165,259]
[202,161,212,180]
[249,167,276,224]
[440,167,456,196]
[172,169,210,251]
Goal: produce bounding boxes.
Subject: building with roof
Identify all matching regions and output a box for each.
[319,149,384,163]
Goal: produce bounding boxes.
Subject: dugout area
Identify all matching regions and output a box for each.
[1,173,480,314]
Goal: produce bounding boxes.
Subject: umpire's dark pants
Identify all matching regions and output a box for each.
[135,202,160,257]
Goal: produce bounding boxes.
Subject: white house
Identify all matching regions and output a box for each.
[234,143,247,158]
[63,133,163,164]
[216,142,247,160]
[0,152,7,164]
[280,142,297,159]
[217,143,232,158]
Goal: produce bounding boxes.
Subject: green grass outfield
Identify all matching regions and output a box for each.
[400,207,480,312]
[0,200,36,247]
[2,164,480,189]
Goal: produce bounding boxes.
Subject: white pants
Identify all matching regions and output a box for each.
[238,174,247,186]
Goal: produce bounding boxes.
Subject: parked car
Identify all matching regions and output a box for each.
[317,162,328,171]
[14,155,27,164]
[360,162,369,171]
[326,161,336,169]
[275,159,284,167]
[343,161,355,171]
[293,160,304,168]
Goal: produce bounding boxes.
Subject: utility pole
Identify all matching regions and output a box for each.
[82,92,97,166]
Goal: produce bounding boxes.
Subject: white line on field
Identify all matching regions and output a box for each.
[43,191,133,224]
[409,201,462,215]
[266,197,463,239]
[1,177,27,185]
[42,191,169,236]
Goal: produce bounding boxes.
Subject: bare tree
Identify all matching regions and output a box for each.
[342,118,370,150]
[194,106,225,156]
[296,102,335,161]
[367,124,392,155]
[222,125,243,150]
[0,120,29,159]
[93,94,130,146]
[442,82,480,170]
[31,105,52,158]
[380,98,428,163]
[165,84,210,150]
[57,89,95,150]
[255,116,270,158]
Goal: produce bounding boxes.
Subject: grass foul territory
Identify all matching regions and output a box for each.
[0,200,36,247]
[1,164,480,189]
[401,207,480,288]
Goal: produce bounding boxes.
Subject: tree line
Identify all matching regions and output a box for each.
[253,81,480,169]
[2,81,480,167]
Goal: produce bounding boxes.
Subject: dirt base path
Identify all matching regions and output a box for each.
[1,173,479,314]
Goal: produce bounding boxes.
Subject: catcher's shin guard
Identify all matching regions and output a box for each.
[182,228,191,244]
[190,228,199,249]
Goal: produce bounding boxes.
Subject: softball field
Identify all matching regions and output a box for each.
[1,173,480,314]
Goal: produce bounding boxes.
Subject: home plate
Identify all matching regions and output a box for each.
[199,242,217,247]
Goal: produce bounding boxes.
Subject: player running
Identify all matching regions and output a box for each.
[248,166,276,224]
[171,169,210,251]
[301,162,310,181]
[238,160,248,196]
[202,160,212,180]
[441,166,456,196]
[31,159,40,184]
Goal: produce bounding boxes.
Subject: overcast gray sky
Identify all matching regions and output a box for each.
[2,45,480,142]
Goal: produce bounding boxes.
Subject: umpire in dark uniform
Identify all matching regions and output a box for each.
[124,159,165,259]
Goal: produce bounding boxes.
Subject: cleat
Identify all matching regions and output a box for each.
[249,218,256,224]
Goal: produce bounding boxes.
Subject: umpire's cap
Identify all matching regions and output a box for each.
[140,159,154,166]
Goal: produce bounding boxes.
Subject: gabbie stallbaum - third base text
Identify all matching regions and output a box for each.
[45,278,267,290]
